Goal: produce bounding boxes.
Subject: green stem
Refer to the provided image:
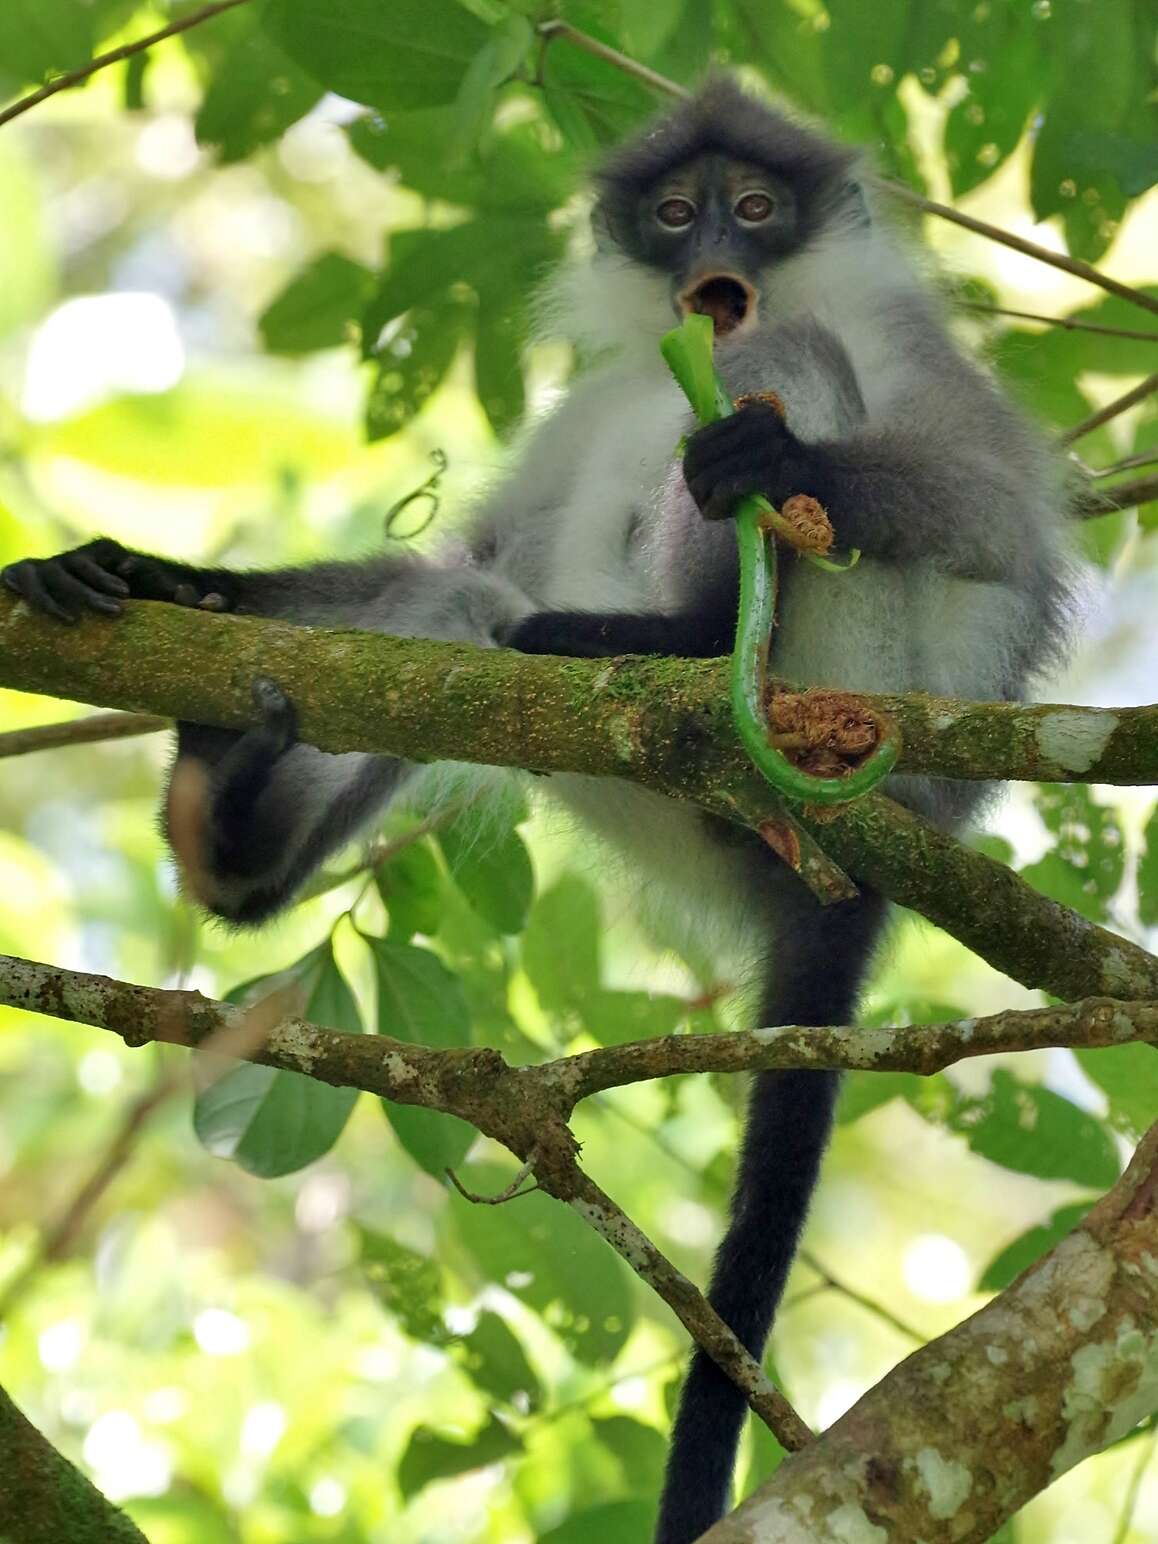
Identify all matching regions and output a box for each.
[660,315,900,805]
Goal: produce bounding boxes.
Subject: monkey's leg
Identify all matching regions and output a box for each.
[655,882,888,1544]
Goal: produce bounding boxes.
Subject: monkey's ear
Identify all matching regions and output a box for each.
[834,178,872,229]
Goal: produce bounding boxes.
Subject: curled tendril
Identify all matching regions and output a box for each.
[384,448,449,541]
[661,314,900,806]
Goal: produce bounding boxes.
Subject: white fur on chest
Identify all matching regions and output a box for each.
[543,367,686,612]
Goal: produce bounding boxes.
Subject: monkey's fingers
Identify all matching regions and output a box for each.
[2,553,127,622]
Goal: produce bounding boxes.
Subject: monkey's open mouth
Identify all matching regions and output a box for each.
[680,274,757,336]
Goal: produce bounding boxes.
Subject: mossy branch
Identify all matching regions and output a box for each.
[3,594,1158,1004]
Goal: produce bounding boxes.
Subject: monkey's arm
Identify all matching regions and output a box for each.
[3,539,532,923]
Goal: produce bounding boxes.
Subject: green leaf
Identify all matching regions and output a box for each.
[447,14,534,165]
[375,837,446,940]
[365,299,469,440]
[943,7,1042,198]
[194,944,362,1178]
[538,1502,657,1544]
[591,1415,666,1493]
[474,294,527,436]
[259,253,377,355]
[194,18,321,162]
[1075,1045,1158,1142]
[451,1161,634,1364]
[836,1070,926,1125]
[725,0,830,117]
[540,28,656,148]
[397,1415,521,1499]
[952,1070,1120,1189]
[0,0,93,82]
[457,1310,541,1409]
[521,875,602,1017]
[580,989,686,1047]
[1019,784,1125,923]
[438,810,534,935]
[357,1226,449,1343]
[262,0,491,110]
[1137,802,1158,928]
[979,1201,1095,1291]
[370,938,476,1176]
[740,1403,787,1495]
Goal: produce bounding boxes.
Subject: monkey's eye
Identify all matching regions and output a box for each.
[735,191,775,224]
[656,197,696,230]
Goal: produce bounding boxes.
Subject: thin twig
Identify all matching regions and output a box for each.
[1084,471,1158,514]
[446,1158,539,1204]
[0,711,167,759]
[883,181,1158,323]
[1061,373,1158,447]
[797,1251,924,1345]
[957,300,1158,344]
[536,20,689,100]
[1094,450,1158,478]
[0,0,254,130]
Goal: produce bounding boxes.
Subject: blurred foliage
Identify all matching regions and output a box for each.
[0,1,1157,1541]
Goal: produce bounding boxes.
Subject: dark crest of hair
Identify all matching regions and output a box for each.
[595,76,859,245]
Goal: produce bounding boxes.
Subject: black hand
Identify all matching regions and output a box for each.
[2,538,234,623]
[683,402,823,521]
[502,609,733,659]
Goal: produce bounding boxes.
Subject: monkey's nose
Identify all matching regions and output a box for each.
[679,273,757,337]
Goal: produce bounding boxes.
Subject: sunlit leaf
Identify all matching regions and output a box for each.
[194,18,321,162]
[438,807,534,935]
[1020,784,1125,922]
[538,1501,657,1543]
[398,1415,521,1499]
[357,1225,449,1344]
[370,937,476,1175]
[457,1310,541,1409]
[521,874,602,1017]
[951,1070,1120,1189]
[375,837,446,941]
[194,943,363,1177]
[259,253,377,355]
[262,0,491,109]
[591,1414,666,1493]
[1137,802,1158,928]
[0,0,92,83]
[979,1201,1095,1291]
[1075,1045,1158,1142]
[451,1161,634,1364]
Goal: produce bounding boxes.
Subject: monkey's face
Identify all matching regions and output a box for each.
[595,154,802,343]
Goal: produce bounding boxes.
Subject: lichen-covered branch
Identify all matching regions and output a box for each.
[0,1382,149,1543]
[3,595,1156,1004]
[699,1120,1158,1544]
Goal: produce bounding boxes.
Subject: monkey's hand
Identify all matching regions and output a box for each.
[2,538,235,624]
[683,401,821,522]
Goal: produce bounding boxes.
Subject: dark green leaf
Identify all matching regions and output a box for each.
[438,810,534,935]
[452,1161,634,1364]
[538,1501,657,1544]
[0,0,93,82]
[375,837,446,940]
[370,938,476,1175]
[591,1415,666,1493]
[979,1201,1095,1291]
[944,7,1041,197]
[457,1310,541,1409]
[357,1226,449,1345]
[262,0,491,110]
[194,18,321,162]
[1019,785,1125,922]
[726,0,830,117]
[398,1415,521,1499]
[1137,803,1158,928]
[194,944,362,1178]
[836,1071,926,1125]
[952,1070,1120,1189]
[474,295,527,436]
[365,299,470,441]
[447,14,534,165]
[521,874,602,1017]
[540,28,656,148]
[581,989,686,1047]
[1075,1045,1158,1142]
[259,252,377,355]
[740,1403,787,1495]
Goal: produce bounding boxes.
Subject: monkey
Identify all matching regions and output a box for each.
[4,78,1070,1543]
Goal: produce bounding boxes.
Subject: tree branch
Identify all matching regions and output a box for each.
[4,595,1157,1001]
[0,710,167,759]
[0,1382,149,1543]
[700,1119,1158,1543]
[957,301,1158,344]
[1060,372,1158,447]
[0,0,254,130]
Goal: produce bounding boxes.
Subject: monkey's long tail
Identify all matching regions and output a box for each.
[653,1067,839,1544]
[654,886,886,1544]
